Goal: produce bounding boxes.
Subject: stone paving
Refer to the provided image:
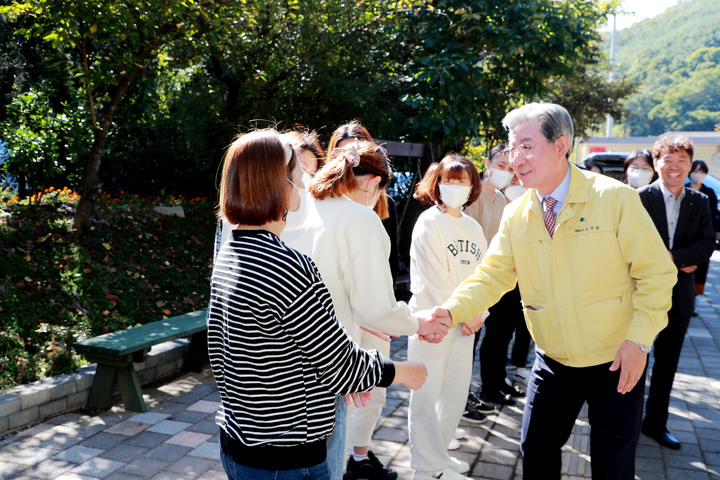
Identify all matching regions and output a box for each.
[1,254,719,479]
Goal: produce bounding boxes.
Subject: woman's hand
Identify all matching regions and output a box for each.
[460,313,485,336]
[360,327,392,342]
[344,392,373,407]
[392,361,428,390]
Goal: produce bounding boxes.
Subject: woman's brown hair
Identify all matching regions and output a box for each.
[219,129,297,226]
[323,121,391,218]
[310,141,392,218]
[414,154,481,208]
[325,121,375,164]
[285,129,325,173]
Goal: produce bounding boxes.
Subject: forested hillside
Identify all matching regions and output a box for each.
[611,0,720,135]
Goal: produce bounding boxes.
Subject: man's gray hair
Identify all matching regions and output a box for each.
[502,103,574,159]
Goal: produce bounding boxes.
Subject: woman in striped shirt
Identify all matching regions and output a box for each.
[208,129,427,480]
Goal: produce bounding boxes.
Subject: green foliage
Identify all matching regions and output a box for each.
[0,0,631,207]
[397,0,620,151]
[200,1,408,140]
[0,190,215,390]
[542,62,637,140]
[101,59,225,197]
[0,85,91,190]
[197,0,623,156]
[610,0,720,135]
[0,0,233,233]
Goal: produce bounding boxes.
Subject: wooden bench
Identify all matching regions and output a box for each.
[74,308,208,412]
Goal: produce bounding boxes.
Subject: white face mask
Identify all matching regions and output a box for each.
[489,168,513,189]
[285,185,308,230]
[690,172,706,185]
[439,184,472,209]
[627,169,653,188]
[504,185,527,202]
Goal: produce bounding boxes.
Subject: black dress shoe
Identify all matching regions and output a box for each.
[642,425,681,450]
[500,382,526,398]
[479,390,517,406]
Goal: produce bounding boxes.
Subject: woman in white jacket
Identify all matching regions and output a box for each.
[282,140,449,480]
[408,154,488,480]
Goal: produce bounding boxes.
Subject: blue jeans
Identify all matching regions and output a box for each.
[326,395,348,480]
[221,450,330,480]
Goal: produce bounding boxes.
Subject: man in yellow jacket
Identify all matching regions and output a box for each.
[434,103,677,480]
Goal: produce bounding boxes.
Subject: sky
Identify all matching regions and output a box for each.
[602,0,681,31]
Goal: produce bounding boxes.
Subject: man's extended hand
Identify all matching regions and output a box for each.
[609,340,648,394]
[415,306,451,343]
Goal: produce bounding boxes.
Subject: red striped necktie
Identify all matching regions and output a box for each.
[543,197,557,238]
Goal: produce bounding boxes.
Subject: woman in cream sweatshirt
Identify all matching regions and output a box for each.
[408,154,488,480]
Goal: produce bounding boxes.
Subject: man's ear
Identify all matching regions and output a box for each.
[555,135,570,160]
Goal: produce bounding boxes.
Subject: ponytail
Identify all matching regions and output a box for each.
[310,142,391,202]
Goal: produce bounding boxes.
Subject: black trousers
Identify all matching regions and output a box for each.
[643,307,692,430]
[521,352,645,480]
[477,285,529,393]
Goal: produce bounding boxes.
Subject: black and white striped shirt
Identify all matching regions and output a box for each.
[207,229,393,456]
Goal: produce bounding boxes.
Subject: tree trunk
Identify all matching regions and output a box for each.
[72,73,135,237]
[73,128,109,236]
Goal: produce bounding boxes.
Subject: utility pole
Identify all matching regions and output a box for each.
[606,13,617,138]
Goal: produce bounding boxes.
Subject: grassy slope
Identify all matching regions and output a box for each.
[0,194,216,390]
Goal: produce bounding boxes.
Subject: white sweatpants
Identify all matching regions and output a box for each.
[346,330,390,448]
[408,327,474,473]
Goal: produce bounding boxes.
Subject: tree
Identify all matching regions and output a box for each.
[198,1,410,142]
[0,86,91,193]
[542,63,637,140]
[384,0,624,155]
[610,0,720,135]
[1,1,229,235]
[645,47,720,132]
[1,0,630,207]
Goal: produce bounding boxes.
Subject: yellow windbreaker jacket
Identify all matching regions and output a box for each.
[444,165,677,367]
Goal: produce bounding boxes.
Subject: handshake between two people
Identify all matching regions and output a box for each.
[417,306,454,343]
[346,307,487,405]
[346,307,459,406]
[359,306,455,344]
[417,306,485,339]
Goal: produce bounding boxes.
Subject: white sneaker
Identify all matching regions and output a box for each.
[431,467,467,480]
[513,367,531,385]
[449,456,470,474]
[447,438,461,450]
[454,428,467,440]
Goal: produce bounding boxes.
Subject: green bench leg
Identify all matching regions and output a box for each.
[86,359,147,412]
[86,363,119,410]
[116,365,147,412]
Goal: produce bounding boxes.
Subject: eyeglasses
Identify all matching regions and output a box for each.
[628,164,653,172]
[501,144,535,161]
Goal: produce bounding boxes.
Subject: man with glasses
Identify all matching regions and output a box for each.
[431,103,677,479]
